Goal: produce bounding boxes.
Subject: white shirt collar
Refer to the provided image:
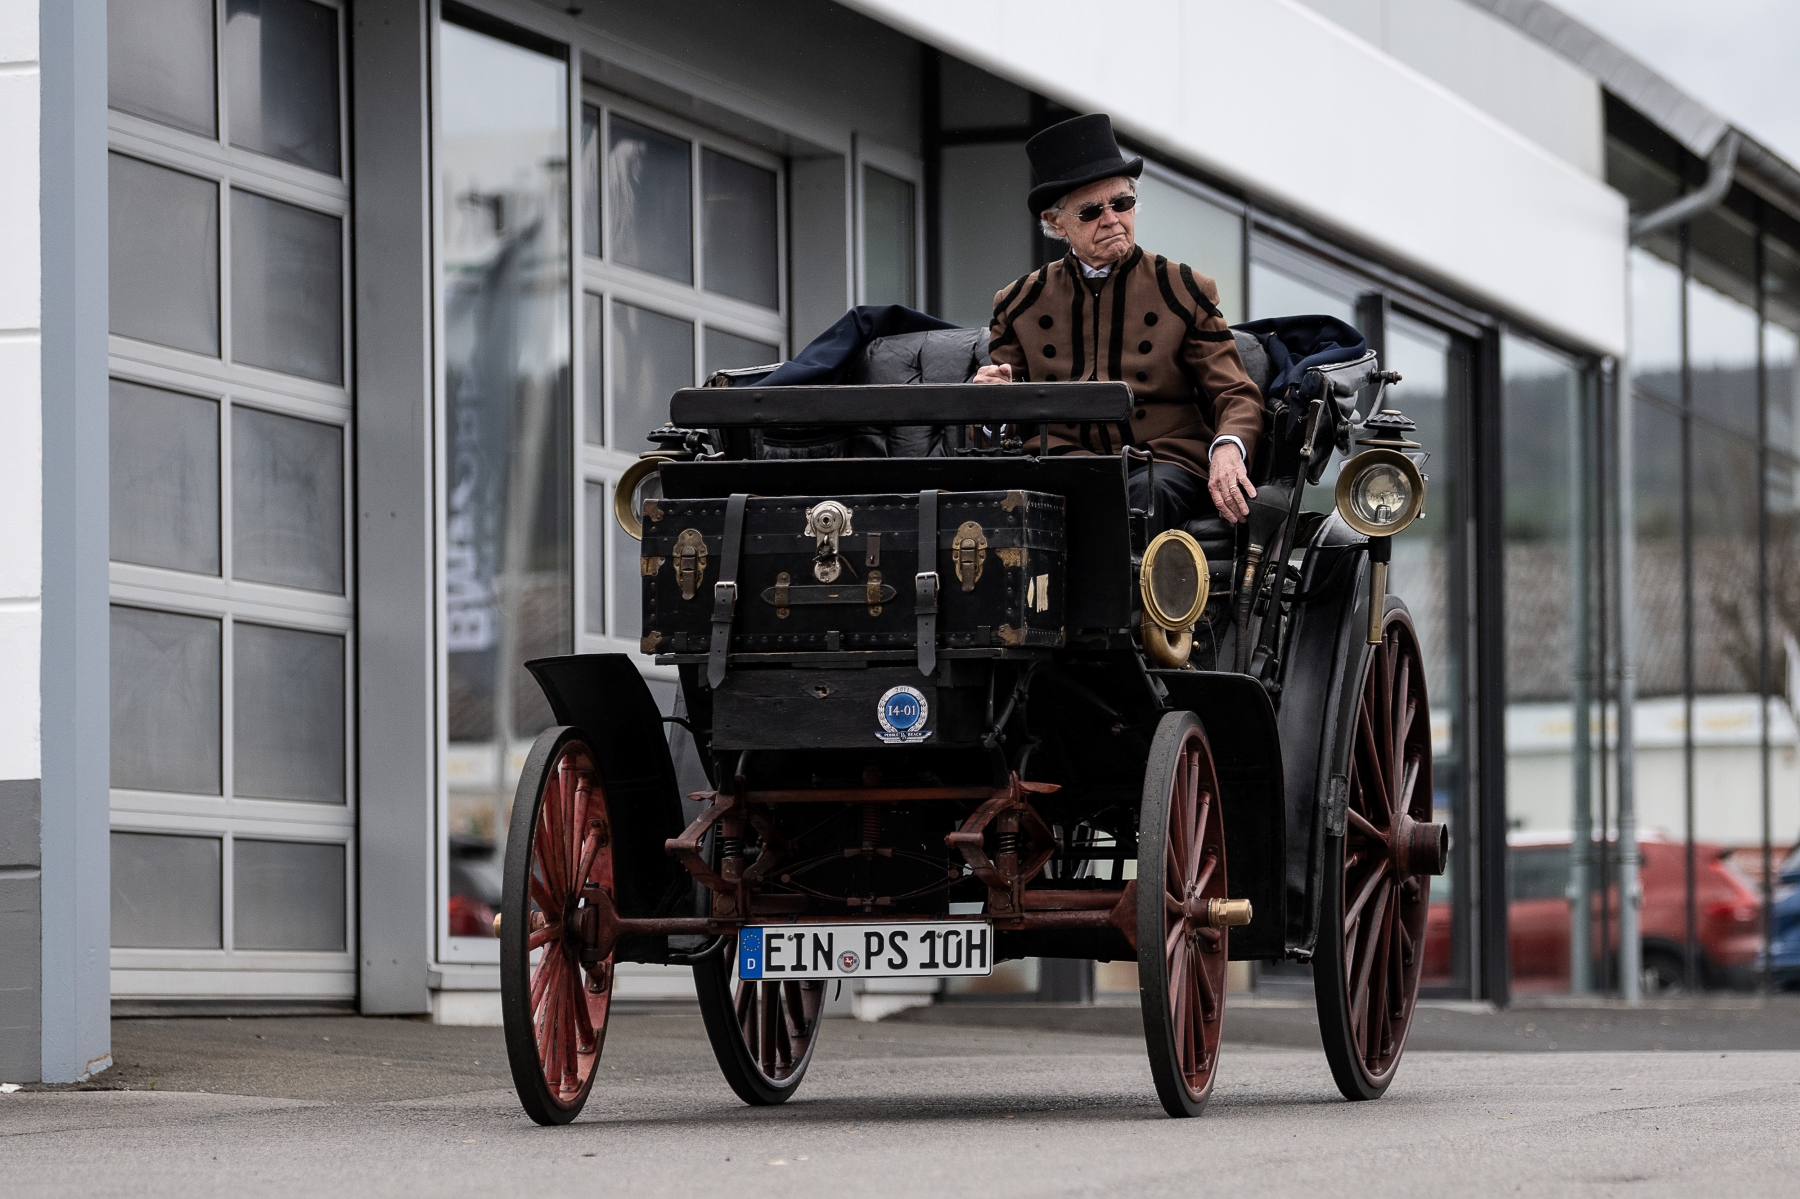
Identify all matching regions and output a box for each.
[1077,259,1112,278]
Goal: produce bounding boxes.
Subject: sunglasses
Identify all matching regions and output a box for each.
[1064,194,1138,222]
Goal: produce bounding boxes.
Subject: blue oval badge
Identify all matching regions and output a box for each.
[876,685,931,744]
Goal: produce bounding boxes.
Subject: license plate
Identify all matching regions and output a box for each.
[737,922,994,980]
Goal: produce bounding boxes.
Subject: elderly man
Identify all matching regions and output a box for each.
[975,114,1262,528]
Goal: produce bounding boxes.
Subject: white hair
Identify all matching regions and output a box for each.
[1038,177,1137,241]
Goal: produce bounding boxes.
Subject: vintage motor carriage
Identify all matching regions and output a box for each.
[497,326,1447,1122]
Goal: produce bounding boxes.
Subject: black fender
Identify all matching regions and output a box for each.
[1155,671,1286,960]
[524,654,691,960]
[1274,514,1370,957]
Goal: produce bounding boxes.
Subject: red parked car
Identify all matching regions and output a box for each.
[1425,832,1763,994]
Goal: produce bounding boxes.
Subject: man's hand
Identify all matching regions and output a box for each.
[1209,442,1255,524]
[972,364,1013,384]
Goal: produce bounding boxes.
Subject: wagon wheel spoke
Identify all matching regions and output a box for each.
[1343,857,1390,935]
[1365,891,1394,1064]
[1187,789,1213,892]
[1346,807,1386,846]
[1355,701,1392,824]
[1349,883,1392,1045]
[1390,652,1411,794]
[1193,847,1218,900]
[1399,752,1422,820]
[529,873,560,919]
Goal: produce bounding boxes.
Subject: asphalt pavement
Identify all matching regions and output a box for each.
[5,1003,1798,1198]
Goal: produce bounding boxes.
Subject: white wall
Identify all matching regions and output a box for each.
[0,0,42,786]
[838,0,1628,357]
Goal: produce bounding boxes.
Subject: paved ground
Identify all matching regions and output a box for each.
[4,1003,1799,1198]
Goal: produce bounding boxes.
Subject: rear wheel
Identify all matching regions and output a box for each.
[694,934,826,1105]
[1315,604,1442,1101]
[1137,711,1230,1118]
[500,727,615,1125]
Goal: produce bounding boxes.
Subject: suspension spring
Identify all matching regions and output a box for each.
[993,830,1023,858]
[861,805,881,850]
[718,835,744,863]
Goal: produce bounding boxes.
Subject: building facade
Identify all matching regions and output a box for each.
[5,0,1798,1079]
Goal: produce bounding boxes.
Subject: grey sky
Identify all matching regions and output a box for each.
[1551,0,1800,164]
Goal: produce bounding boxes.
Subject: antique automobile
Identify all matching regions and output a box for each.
[496,318,1447,1122]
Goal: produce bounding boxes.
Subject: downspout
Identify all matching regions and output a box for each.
[1615,128,1741,1001]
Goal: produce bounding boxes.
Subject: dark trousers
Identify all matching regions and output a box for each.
[1127,462,1217,537]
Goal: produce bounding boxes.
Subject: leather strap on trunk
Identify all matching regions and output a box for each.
[915,489,939,677]
[708,492,750,688]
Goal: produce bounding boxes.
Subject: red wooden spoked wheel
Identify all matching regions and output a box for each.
[1137,711,1230,1118]
[1315,602,1441,1101]
[694,934,825,1105]
[501,726,615,1125]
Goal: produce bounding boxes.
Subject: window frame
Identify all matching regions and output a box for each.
[853,136,925,308]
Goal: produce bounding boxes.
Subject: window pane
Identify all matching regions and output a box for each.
[225,0,340,174]
[232,839,346,950]
[582,104,601,258]
[862,166,915,307]
[612,301,692,453]
[234,623,345,803]
[232,405,344,593]
[108,0,216,136]
[939,142,1032,329]
[110,606,221,795]
[441,21,573,879]
[109,153,220,357]
[702,148,779,309]
[110,379,219,575]
[584,481,605,635]
[231,189,343,383]
[1134,175,1243,322]
[1770,322,1799,464]
[608,116,692,282]
[584,292,603,445]
[1629,248,1682,407]
[1686,275,1759,440]
[612,482,641,648]
[1633,397,1683,698]
[705,328,780,378]
[111,832,221,949]
[1248,261,1355,323]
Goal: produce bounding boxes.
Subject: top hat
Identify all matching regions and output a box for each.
[1024,114,1144,215]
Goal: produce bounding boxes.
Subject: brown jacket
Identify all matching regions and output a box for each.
[987,246,1263,478]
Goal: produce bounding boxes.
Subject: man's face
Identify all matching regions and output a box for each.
[1043,176,1137,266]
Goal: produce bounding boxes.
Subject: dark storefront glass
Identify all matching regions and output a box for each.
[440,21,572,940]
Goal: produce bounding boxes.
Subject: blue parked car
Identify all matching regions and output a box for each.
[1761,844,1800,989]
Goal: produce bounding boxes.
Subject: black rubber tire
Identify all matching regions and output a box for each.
[694,934,825,1105]
[1137,711,1230,1118]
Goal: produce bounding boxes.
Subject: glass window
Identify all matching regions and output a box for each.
[1686,275,1759,441]
[1769,321,1799,465]
[704,328,780,378]
[441,20,573,914]
[110,605,222,796]
[231,189,344,383]
[1248,260,1354,324]
[862,166,916,306]
[1629,248,1682,407]
[611,482,641,647]
[937,143,1033,329]
[583,293,603,445]
[111,832,222,949]
[1632,397,1683,698]
[109,379,220,576]
[581,105,601,258]
[1134,173,1243,322]
[225,0,341,175]
[233,622,345,803]
[109,153,220,357]
[232,839,346,950]
[612,300,693,454]
[108,0,216,137]
[232,405,345,593]
[584,481,606,635]
[608,115,693,283]
[702,149,779,309]
[1508,846,1573,903]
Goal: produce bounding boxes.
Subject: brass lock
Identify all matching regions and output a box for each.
[952,521,987,592]
[672,528,707,600]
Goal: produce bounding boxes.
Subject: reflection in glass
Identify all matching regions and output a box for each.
[110,379,220,576]
[109,153,220,357]
[1629,248,1682,405]
[1134,175,1243,321]
[111,832,221,949]
[234,622,345,803]
[584,481,605,635]
[938,143,1033,329]
[609,116,692,283]
[225,0,340,175]
[612,481,642,652]
[232,405,344,593]
[1769,322,1799,466]
[108,0,216,136]
[110,605,222,795]
[1686,276,1760,440]
[863,166,916,306]
[581,105,601,258]
[231,189,343,383]
[612,301,693,453]
[1633,397,1683,699]
[704,328,780,378]
[583,293,604,445]
[1248,261,1354,324]
[233,839,346,950]
[440,23,572,884]
[702,149,779,309]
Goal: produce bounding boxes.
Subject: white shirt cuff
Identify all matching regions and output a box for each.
[1208,435,1246,462]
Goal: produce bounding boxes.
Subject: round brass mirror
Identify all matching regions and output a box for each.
[1140,529,1209,631]
[613,455,670,541]
[1333,448,1426,538]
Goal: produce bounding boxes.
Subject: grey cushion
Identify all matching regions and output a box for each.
[1233,328,1272,396]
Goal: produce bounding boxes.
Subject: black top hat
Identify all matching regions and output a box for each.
[1025,114,1144,215]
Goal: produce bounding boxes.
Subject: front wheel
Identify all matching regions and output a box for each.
[1137,711,1230,1118]
[694,934,825,1104]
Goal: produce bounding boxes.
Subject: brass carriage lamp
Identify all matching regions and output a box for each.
[1334,407,1428,644]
